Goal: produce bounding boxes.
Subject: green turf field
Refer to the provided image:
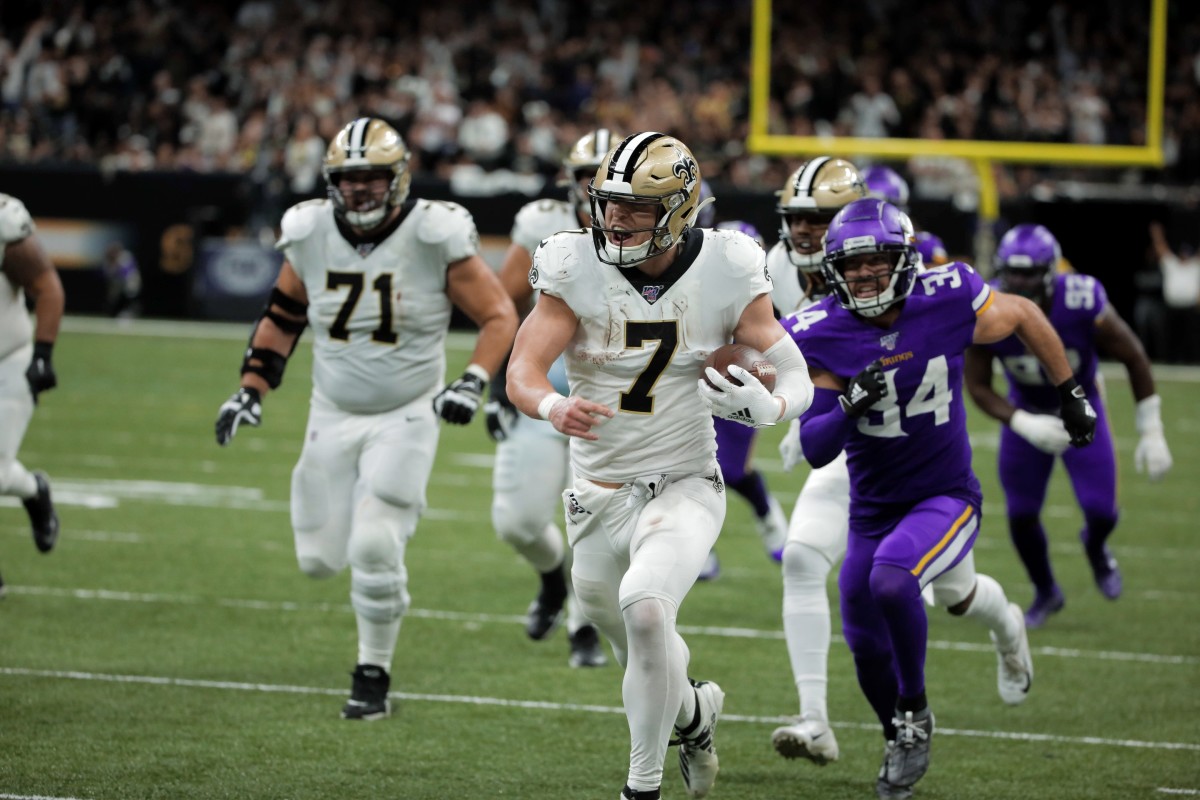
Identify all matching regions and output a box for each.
[1,318,1197,800]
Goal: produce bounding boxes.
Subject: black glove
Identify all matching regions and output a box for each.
[433,369,486,425]
[839,360,888,418]
[484,398,518,442]
[26,341,57,402]
[1057,378,1097,447]
[215,387,263,446]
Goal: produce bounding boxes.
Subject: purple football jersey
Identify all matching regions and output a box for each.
[784,262,992,511]
[982,272,1106,411]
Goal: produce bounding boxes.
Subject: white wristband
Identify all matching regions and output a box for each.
[464,363,491,383]
[537,392,566,421]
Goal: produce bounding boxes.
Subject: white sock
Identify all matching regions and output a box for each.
[622,597,688,791]
[356,617,402,669]
[0,463,37,498]
[782,542,834,721]
[963,573,1019,649]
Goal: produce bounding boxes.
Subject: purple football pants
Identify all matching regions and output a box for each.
[840,495,981,735]
[999,394,1119,593]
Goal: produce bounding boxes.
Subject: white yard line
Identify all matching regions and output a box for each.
[0,666,1196,753]
[9,585,1197,666]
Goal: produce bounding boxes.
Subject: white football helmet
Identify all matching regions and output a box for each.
[324,117,412,230]
[587,132,704,267]
[776,157,866,272]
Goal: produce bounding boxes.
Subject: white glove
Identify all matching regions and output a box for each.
[1134,394,1172,481]
[698,365,780,428]
[779,417,804,471]
[1009,409,1071,455]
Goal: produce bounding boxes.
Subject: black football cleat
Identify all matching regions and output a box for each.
[24,471,59,554]
[341,664,391,721]
[568,624,608,668]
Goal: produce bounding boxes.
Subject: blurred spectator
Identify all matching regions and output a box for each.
[283,115,324,196]
[1149,221,1200,363]
[102,241,141,318]
[0,0,1192,192]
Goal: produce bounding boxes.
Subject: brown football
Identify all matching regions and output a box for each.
[702,344,777,392]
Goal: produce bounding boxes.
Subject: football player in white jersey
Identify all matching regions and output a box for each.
[484,128,619,668]
[0,192,63,596]
[214,118,517,720]
[508,132,814,800]
[770,168,1035,770]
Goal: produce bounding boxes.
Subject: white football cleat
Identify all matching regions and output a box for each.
[674,679,724,798]
[771,715,840,765]
[992,601,1034,705]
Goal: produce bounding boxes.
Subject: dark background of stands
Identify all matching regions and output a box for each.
[1,165,1188,335]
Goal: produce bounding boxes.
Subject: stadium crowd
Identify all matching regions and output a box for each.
[0,0,1196,198]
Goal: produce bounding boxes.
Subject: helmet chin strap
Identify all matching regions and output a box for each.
[787,246,824,271]
[603,237,653,265]
[344,206,387,229]
[846,275,898,317]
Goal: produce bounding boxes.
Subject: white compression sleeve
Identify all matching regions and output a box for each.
[764,334,814,422]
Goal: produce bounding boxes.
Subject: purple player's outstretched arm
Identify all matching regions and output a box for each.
[798,388,856,468]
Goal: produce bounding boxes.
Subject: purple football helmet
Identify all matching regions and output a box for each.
[915,230,948,266]
[995,223,1060,302]
[694,179,716,228]
[715,219,765,248]
[822,198,920,317]
[862,165,910,210]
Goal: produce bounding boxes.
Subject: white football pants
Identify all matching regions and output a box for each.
[491,415,588,633]
[290,390,438,670]
[0,345,38,499]
[564,471,725,792]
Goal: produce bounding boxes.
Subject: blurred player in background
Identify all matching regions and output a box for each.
[965,224,1172,628]
[698,210,790,581]
[786,198,1093,798]
[214,117,517,720]
[508,132,813,800]
[914,231,949,267]
[0,192,62,597]
[862,165,910,212]
[768,156,865,764]
[483,128,619,668]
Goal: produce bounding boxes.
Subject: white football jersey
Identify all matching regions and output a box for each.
[531,228,770,482]
[512,198,581,395]
[277,198,480,414]
[511,198,580,255]
[766,241,806,316]
[0,193,35,361]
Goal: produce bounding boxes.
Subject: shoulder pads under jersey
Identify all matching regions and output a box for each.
[416,200,476,245]
[0,193,35,244]
[276,199,331,251]
[530,231,590,290]
[511,199,574,252]
[711,228,767,279]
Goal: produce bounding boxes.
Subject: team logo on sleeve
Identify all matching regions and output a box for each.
[880,332,900,351]
[641,285,664,303]
[528,266,538,285]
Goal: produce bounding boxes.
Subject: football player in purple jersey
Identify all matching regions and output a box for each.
[913,231,948,267]
[784,198,1095,798]
[862,165,910,211]
[964,224,1172,628]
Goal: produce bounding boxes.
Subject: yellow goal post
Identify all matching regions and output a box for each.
[746,0,1167,266]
